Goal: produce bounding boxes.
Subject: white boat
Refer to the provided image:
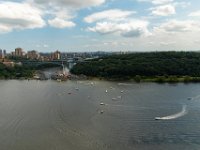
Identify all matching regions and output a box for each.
[100,110,104,114]
[100,103,105,105]
[155,117,162,120]
[117,96,122,99]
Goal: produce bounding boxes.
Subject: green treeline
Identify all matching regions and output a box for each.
[0,62,60,79]
[70,51,200,82]
[0,63,34,79]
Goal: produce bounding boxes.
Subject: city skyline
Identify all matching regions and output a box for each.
[0,0,200,52]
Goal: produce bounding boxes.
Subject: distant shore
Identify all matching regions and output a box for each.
[71,51,200,83]
[62,75,200,83]
[1,75,200,83]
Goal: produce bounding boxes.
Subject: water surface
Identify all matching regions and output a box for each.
[0,80,200,150]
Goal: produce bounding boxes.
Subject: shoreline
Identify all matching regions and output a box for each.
[77,75,200,83]
[1,75,200,84]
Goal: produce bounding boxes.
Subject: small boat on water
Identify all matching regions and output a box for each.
[155,117,162,120]
[112,98,117,100]
[187,97,192,100]
[106,90,108,93]
[100,103,105,105]
[117,96,122,99]
[100,110,104,114]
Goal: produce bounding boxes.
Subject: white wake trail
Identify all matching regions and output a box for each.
[155,105,187,120]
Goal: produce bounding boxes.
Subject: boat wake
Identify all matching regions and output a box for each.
[155,105,187,120]
[191,95,200,100]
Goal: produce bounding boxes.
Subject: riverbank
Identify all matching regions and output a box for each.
[83,75,200,83]
[1,74,200,83]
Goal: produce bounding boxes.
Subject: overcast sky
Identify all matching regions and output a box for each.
[0,0,200,52]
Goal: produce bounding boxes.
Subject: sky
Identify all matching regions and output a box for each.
[0,0,200,52]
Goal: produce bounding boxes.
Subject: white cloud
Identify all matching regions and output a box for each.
[88,20,150,37]
[84,9,136,23]
[43,44,49,48]
[154,20,200,33]
[48,18,75,28]
[194,40,200,44]
[152,0,173,5]
[189,11,200,17]
[36,43,49,48]
[44,7,77,28]
[138,0,174,5]
[33,0,106,8]
[31,0,106,29]
[0,1,45,33]
[160,41,176,46]
[174,2,191,8]
[151,4,176,16]
[86,9,150,38]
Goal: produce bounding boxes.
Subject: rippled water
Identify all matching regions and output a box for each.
[0,80,200,150]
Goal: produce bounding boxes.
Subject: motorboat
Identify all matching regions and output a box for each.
[100,103,105,105]
[100,110,104,114]
[155,117,162,120]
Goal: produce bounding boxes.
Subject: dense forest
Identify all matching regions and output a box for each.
[70,52,200,82]
[0,61,60,79]
[0,63,34,79]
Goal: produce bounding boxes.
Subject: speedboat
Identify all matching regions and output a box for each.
[155,117,162,120]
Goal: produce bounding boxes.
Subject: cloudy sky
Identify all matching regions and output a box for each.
[0,0,200,52]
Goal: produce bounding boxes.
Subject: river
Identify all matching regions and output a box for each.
[0,79,200,150]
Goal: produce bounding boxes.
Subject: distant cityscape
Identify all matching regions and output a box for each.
[0,47,131,61]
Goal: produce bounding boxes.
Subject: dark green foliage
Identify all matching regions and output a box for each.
[71,51,200,80]
[134,75,141,83]
[34,63,61,69]
[183,76,191,83]
[0,63,34,79]
[155,76,165,83]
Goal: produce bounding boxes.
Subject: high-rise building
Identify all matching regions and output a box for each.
[51,50,61,60]
[11,52,15,56]
[0,49,3,59]
[27,50,40,60]
[3,50,6,58]
[15,48,23,57]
